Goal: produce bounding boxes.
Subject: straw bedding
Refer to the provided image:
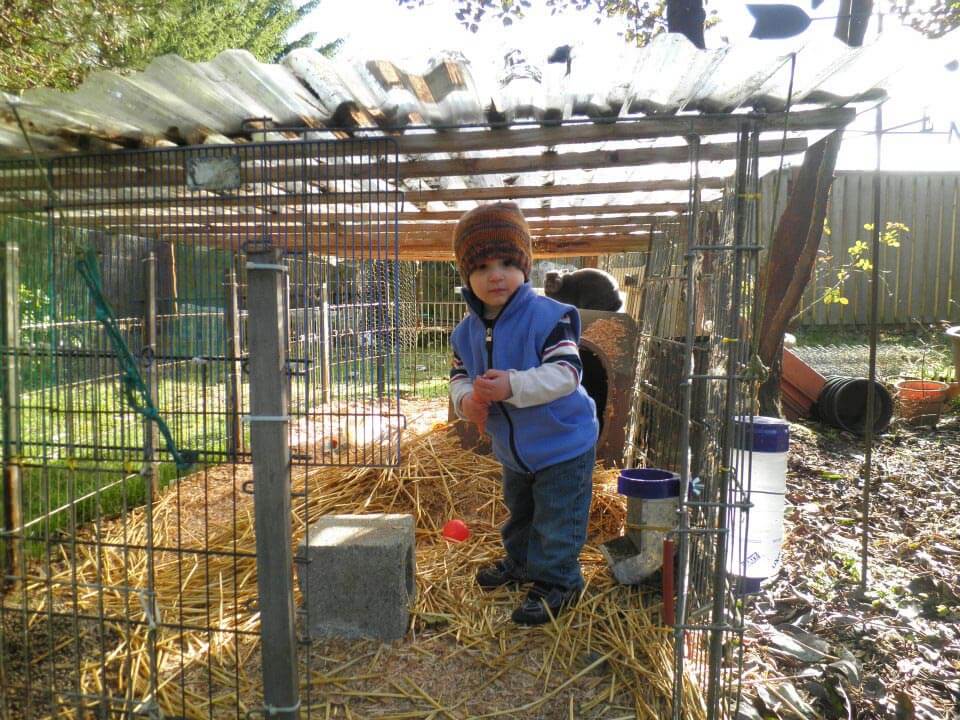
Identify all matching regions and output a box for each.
[12,419,708,719]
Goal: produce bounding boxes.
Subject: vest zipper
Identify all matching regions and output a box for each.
[485,319,531,474]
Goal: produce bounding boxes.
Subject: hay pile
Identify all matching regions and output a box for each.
[18,422,707,719]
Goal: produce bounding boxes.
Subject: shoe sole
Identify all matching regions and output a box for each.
[476,578,527,591]
[511,595,580,625]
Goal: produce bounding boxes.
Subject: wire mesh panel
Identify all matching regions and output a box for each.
[0,138,400,718]
[396,260,462,400]
[622,133,761,720]
[622,221,690,470]
[676,133,761,720]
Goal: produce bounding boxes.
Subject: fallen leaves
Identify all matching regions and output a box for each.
[739,414,960,720]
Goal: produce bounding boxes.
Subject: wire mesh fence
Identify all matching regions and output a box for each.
[0,127,764,718]
[620,132,762,720]
[0,137,404,718]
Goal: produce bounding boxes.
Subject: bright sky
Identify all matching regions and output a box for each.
[297,0,960,171]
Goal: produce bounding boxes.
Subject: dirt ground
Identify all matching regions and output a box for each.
[4,398,958,719]
[739,412,960,720]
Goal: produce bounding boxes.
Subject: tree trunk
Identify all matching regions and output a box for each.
[756,130,843,416]
[667,0,706,49]
[835,0,873,46]
[758,339,785,417]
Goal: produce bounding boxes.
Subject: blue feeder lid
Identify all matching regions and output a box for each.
[617,468,680,499]
[733,416,789,453]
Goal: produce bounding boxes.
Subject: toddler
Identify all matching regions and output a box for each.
[449,202,599,625]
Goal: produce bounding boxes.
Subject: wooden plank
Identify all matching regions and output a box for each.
[401,177,726,203]
[0,177,721,213]
[892,173,912,324]
[390,137,807,181]
[155,231,652,258]
[61,209,674,232]
[395,216,659,232]
[0,137,807,193]
[945,177,960,321]
[757,131,841,362]
[394,203,686,221]
[163,228,653,246]
[0,109,851,192]
[355,108,855,154]
[932,174,949,319]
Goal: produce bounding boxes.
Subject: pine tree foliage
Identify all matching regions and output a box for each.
[1,0,334,93]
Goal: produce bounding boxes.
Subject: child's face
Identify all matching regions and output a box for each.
[468,256,525,311]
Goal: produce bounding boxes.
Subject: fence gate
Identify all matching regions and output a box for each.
[0,138,401,718]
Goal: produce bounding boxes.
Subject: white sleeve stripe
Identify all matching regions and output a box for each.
[543,350,580,364]
[543,339,579,356]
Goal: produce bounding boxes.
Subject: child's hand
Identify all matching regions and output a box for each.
[474,369,512,403]
[460,391,489,434]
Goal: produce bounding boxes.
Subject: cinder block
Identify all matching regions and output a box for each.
[297,513,416,641]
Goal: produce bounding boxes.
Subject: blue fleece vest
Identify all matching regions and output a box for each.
[451,282,599,473]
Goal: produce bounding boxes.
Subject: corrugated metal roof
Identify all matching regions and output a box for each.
[0,27,953,258]
[1,28,947,155]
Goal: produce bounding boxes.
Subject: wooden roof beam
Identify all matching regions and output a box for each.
[395,202,687,221]
[156,226,654,250]
[391,138,806,181]
[402,177,726,203]
[0,137,806,192]
[360,108,854,154]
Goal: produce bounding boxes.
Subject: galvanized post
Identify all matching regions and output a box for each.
[1,242,22,588]
[141,249,162,720]
[673,137,701,720]
[142,252,159,497]
[705,125,752,720]
[224,263,243,462]
[319,281,331,405]
[245,247,299,720]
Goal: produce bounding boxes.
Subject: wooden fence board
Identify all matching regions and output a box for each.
[766,170,960,326]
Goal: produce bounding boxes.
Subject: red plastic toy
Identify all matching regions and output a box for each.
[441,518,470,542]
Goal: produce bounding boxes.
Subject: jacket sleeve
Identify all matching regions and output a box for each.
[449,345,473,419]
[505,312,582,408]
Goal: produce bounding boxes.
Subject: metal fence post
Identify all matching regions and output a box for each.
[319,281,331,405]
[142,252,159,497]
[139,249,162,720]
[245,246,299,719]
[224,263,243,462]
[1,242,22,588]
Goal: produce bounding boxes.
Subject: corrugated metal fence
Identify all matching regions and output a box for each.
[759,170,960,326]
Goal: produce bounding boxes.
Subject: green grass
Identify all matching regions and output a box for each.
[795,324,956,382]
[1,348,452,556]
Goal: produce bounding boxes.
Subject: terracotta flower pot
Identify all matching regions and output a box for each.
[894,379,949,427]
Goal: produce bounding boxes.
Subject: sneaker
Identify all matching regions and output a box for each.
[476,557,527,590]
[511,582,581,626]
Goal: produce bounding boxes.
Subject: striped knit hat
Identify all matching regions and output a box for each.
[453,202,532,287]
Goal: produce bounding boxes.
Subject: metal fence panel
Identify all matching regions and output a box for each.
[0,138,401,718]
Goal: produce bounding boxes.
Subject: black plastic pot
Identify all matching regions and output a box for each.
[814,375,893,436]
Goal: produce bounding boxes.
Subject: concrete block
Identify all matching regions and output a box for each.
[297,513,415,641]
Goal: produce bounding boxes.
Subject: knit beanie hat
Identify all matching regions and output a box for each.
[453,202,532,287]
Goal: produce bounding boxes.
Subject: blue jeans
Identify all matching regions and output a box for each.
[501,446,595,590]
